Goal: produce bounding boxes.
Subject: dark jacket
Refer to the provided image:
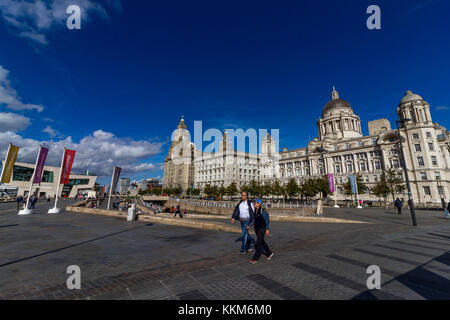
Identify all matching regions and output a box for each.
[394,199,402,207]
[447,202,450,211]
[232,199,255,225]
[253,208,270,231]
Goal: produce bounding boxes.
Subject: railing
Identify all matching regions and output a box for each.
[170,197,316,209]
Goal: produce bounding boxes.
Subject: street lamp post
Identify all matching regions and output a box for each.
[396,119,418,227]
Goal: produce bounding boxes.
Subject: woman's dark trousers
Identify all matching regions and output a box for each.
[252,228,272,261]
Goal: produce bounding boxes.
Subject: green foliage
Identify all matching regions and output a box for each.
[384,168,406,201]
[226,182,238,197]
[315,175,331,199]
[271,179,285,198]
[300,179,318,198]
[285,178,300,199]
[203,184,219,197]
[342,174,368,195]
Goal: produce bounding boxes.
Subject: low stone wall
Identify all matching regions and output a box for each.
[164,199,318,216]
[66,205,126,218]
[137,204,228,220]
[138,203,365,224]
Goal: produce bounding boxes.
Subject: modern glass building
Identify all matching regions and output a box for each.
[1,162,97,198]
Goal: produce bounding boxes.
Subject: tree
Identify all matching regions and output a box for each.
[226,182,238,197]
[205,185,219,197]
[261,182,272,198]
[342,174,368,199]
[300,179,318,202]
[315,175,331,199]
[285,179,300,200]
[371,178,390,208]
[248,180,262,198]
[384,168,406,202]
[218,186,227,197]
[271,179,285,199]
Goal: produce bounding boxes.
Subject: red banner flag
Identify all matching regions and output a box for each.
[60,149,76,184]
[33,147,49,184]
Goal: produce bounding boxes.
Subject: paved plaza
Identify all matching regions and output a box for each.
[0,200,449,300]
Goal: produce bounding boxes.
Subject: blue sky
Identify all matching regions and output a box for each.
[0,0,449,184]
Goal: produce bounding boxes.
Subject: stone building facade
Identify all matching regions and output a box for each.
[163,89,450,205]
[278,89,450,205]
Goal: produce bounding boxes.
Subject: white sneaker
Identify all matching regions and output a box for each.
[267,253,274,260]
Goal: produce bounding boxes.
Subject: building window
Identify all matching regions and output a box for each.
[360,162,366,171]
[426,132,432,138]
[347,163,353,172]
[431,156,438,166]
[413,133,419,140]
[417,157,425,166]
[346,143,351,149]
[392,160,399,169]
[372,138,377,145]
[374,161,381,170]
[423,186,431,196]
[421,172,427,181]
[414,144,422,152]
[435,172,441,180]
[438,186,444,195]
[374,175,378,182]
[428,143,434,151]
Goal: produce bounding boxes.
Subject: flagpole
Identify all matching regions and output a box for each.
[355,175,362,209]
[49,147,66,214]
[20,145,42,215]
[107,167,115,210]
[333,175,339,208]
[0,143,12,183]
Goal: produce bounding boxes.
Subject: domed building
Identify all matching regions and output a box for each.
[163,89,450,206]
[278,88,450,206]
[317,87,363,141]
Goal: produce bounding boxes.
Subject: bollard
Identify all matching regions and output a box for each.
[127,204,136,221]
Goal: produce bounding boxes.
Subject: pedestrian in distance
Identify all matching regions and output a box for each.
[232,191,255,255]
[394,197,403,215]
[16,195,23,209]
[29,195,37,209]
[174,203,183,218]
[250,199,273,264]
[445,201,450,219]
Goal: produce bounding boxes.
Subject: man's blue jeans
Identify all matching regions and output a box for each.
[240,220,253,252]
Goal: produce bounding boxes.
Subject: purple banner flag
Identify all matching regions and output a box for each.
[328,174,335,193]
[33,147,49,184]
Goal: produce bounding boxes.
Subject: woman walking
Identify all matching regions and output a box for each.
[250,199,273,264]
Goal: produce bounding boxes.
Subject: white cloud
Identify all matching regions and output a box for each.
[42,125,58,137]
[0,112,31,132]
[436,106,449,111]
[0,65,44,112]
[0,0,120,44]
[0,129,163,178]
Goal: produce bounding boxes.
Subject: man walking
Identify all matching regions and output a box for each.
[174,203,183,218]
[394,197,403,215]
[232,191,255,254]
